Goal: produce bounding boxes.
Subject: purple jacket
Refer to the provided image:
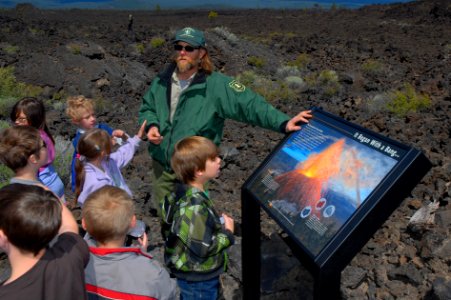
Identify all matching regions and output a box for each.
[77,136,141,205]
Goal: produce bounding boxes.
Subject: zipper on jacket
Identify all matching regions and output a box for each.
[163,71,207,171]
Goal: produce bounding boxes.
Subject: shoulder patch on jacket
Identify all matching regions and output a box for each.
[228,80,246,92]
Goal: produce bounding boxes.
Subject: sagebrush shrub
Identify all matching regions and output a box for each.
[0,164,14,188]
[135,43,145,54]
[248,56,265,68]
[362,59,384,76]
[276,66,301,79]
[53,136,73,188]
[150,37,165,48]
[213,27,239,45]
[305,69,341,96]
[4,44,19,54]
[0,66,42,115]
[237,71,296,101]
[386,83,431,116]
[285,76,305,90]
[67,43,81,55]
[287,53,310,69]
[208,11,218,19]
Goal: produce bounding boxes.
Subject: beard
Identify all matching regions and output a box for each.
[176,57,200,73]
[177,60,194,73]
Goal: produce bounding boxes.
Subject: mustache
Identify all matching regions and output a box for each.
[173,53,201,64]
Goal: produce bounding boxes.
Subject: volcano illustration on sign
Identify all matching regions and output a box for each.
[247,119,401,256]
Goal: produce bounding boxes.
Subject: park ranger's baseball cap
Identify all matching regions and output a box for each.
[174,27,206,48]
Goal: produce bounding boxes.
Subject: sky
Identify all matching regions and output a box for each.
[0,0,414,10]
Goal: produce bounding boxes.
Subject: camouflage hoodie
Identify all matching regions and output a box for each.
[163,186,235,282]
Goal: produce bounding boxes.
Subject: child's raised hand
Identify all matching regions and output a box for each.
[135,120,147,140]
[112,129,126,139]
[111,129,126,145]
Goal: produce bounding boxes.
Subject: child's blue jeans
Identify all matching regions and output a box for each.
[177,276,219,300]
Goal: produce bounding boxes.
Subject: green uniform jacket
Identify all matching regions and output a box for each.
[138,63,290,171]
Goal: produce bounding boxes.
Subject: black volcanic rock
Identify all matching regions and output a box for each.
[0,1,450,299]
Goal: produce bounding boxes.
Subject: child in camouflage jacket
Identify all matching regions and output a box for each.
[162,136,235,299]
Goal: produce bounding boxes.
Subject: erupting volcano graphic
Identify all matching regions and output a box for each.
[246,117,401,256]
[275,139,364,211]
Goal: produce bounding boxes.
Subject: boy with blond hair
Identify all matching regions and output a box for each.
[0,183,89,299]
[161,136,235,299]
[66,95,124,192]
[82,185,176,300]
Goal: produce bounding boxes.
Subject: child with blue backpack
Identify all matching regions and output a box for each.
[66,95,125,192]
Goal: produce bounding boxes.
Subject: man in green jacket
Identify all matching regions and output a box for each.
[138,27,312,215]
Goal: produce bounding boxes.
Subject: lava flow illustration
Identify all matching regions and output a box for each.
[275,139,365,210]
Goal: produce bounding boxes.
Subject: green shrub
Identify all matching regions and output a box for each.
[53,136,73,187]
[284,76,305,90]
[0,66,19,97]
[213,27,239,45]
[67,43,81,55]
[247,56,265,68]
[155,4,161,11]
[237,70,258,87]
[361,59,384,76]
[276,65,302,79]
[0,66,42,115]
[386,83,431,117]
[253,79,294,102]
[4,44,19,55]
[150,37,165,48]
[0,116,13,186]
[0,164,14,188]
[42,90,67,112]
[208,11,218,19]
[305,69,341,97]
[318,70,339,84]
[268,31,283,39]
[237,71,296,101]
[287,53,310,69]
[52,90,66,102]
[0,96,17,118]
[0,120,10,130]
[135,43,145,54]
[28,27,43,36]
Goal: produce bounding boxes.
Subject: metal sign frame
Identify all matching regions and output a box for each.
[241,107,431,299]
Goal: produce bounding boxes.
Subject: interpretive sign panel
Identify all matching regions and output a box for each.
[245,109,405,257]
[241,107,432,299]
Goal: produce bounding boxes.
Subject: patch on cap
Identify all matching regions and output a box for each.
[228,80,246,92]
[175,27,206,48]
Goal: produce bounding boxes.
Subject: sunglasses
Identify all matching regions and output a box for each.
[174,44,199,52]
